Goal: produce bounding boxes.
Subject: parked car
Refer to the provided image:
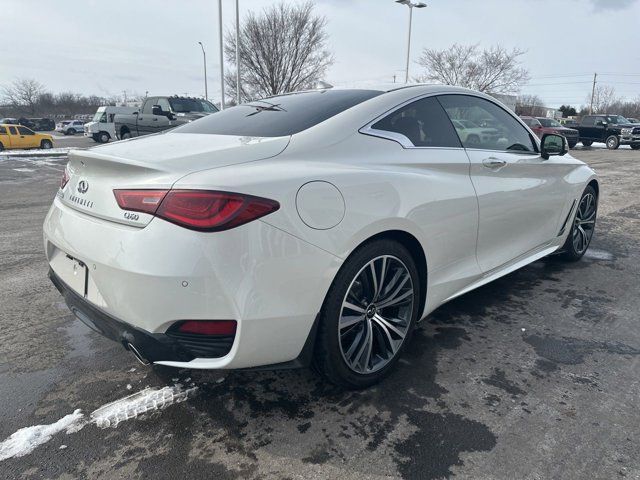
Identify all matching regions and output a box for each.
[56,119,85,135]
[84,106,138,143]
[29,118,56,131]
[115,95,218,140]
[574,114,640,149]
[0,124,54,150]
[559,118,579,128]
[626,117,640,124]
[521,116,579,148]
[45,85,598,388]
[450,119,500,147]
[0,117,18,125]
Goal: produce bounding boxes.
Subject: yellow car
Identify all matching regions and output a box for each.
[0,124,54,151]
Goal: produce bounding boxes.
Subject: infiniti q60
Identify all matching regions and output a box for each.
[44,85,599,388]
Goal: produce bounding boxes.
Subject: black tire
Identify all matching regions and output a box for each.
[66,128,75,136]
[98,132,110,143]
[557,185,597,262]
[631,144,640,150]
[0,142,4,151]
[605,135,620,150]
[568,142,577,149]
[582,140,593,147]
[313,239,421,389]
[40,140,53,149]
[120,130,131,140]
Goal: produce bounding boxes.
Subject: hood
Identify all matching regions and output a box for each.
[60,131,290,227]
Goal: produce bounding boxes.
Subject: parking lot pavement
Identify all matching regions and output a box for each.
[49,133,96,150]
[1,147,639,479]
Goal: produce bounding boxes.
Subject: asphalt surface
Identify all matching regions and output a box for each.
[1,145,639,479]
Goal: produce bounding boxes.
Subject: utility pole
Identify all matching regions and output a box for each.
[235,0,241,105]
[589,72,597,114]
[218,0,226,110]
[198,42,208,101]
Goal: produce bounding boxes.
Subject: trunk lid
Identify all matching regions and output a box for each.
[60,132,290,227]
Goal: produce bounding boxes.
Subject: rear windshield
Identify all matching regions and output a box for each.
[176,89,383,137]
[169,98,218,113]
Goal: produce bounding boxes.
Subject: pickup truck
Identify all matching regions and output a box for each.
[115,96,218,139]
[0,124,54,150]
[575,114,640,150]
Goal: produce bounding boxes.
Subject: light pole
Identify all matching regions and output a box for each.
[197,42,208,101]
[218,0,225,110]
[395,0,426,84]
[235,0,241,105]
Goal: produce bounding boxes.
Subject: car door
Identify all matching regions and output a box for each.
[0,126,10,148]
[365,95,481,302]
[580,116,597,140]
[438,94,570,273]
[14,126,37,148]
[137,97,157,135]
[153,97,172,133]
[7,126,22,148]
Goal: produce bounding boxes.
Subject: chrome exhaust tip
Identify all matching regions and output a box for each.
[127,343,150,366]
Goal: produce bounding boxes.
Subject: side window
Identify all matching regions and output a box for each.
[156,98,171,112]
[142,98,156,114]
[438,95,537,153]
[17,126,34,135]
[0,126,7,134]
[370,96,461,148]
[582,116,595,126]
[9,126,17,135]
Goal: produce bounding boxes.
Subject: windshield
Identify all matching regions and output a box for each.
[169,98,218,113]
[538,118,562,127]
[175,89,383,137]
[606,115,629,124]
[92,112,107,122]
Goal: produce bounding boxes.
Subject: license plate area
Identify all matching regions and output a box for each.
[50,249,88,296]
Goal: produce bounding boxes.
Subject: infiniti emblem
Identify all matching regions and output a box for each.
[77,180,89,194]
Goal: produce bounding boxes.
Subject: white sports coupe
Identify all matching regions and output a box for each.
[44,85,598,388]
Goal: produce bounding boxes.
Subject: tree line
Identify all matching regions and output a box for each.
[3,1,638,120]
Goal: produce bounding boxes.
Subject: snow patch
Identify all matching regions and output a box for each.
[0,409,85,461]
[0,384,196,461]
[584,248,614,261]
[12,168,35,172]
[90,385,197,429]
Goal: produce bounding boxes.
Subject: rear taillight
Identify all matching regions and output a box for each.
[113,189,279,231]
[60,168,70,189]
[174,320,237,336]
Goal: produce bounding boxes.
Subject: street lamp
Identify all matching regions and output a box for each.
[235,0,241,105]
[218,0,225,110]
[197,41,208,101]
[395,0,426,84]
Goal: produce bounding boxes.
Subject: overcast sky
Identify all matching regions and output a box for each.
[2,0,639,108]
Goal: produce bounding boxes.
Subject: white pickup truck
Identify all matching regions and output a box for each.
[84,106,138,143]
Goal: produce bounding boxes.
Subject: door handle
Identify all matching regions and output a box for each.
[482,157,507,169]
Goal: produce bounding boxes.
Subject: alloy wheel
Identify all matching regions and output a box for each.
[573,192,596,254]
[338,255,414,374]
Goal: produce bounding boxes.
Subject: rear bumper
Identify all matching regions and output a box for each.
[50,269,200,363]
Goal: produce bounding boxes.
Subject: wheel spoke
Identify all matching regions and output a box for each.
[373,313,407,340]
[375,257,387,301]
[340,314,364,330]
[377,286,412,309]
[371,316,398,356]
[343,301,365,314]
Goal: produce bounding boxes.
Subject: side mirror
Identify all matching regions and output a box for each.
[596,120,607,127]
[152,105,163,116]
[541,133,568,160]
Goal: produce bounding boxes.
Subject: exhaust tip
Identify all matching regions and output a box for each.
[127,342,151,366]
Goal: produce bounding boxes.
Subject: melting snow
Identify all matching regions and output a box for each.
[0,384,197,461]
[0,410,85,461]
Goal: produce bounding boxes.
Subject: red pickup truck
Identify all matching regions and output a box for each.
[521,116,579,149]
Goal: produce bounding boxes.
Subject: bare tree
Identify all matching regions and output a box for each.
[515,94,546,116]
[416,44,529,95]
[224,1,334,102]
[588,84,618,113]
[1,78,46,115]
